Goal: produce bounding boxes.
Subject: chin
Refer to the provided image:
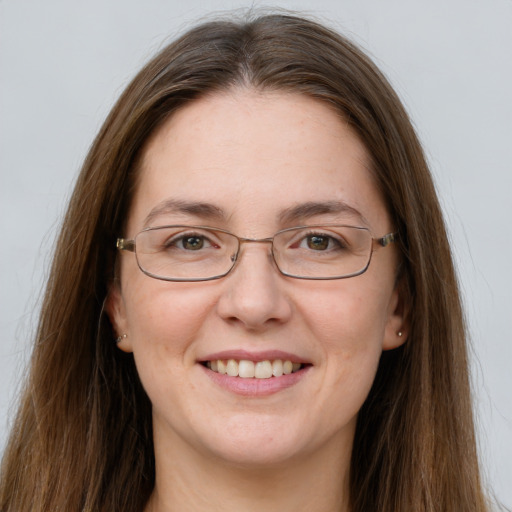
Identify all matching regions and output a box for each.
[193,413,332,468]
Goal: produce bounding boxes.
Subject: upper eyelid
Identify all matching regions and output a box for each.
[155,227,227,247]
[133,225,373,250]
[162,229,218,239]
[290,230,347,247]
[285,228,342,240]
[298,228,344,235]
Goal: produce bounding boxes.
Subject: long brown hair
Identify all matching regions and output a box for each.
[1,12,490,511]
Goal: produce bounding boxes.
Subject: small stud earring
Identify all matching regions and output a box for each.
[116,333,128,344]
[397,331,403,337]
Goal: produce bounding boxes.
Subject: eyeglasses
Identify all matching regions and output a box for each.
[116,225,397,282]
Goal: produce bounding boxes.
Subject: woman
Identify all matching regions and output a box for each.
[0,13,490,512]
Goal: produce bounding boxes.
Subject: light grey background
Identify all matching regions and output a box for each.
[1,0,511,507]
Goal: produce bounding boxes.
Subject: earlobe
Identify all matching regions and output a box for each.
[383,328,408,350]
[105,283,133,353]
[382,284,409,351]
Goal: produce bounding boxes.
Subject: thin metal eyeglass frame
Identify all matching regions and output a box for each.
[116,224,398,282]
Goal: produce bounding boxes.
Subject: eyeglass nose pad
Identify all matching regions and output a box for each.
[230,252,237,263]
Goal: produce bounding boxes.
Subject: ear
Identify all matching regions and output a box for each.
[382,280,409,351]
[105,282,134,353]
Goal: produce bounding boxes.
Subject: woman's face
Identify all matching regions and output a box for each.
[109,90,406,467]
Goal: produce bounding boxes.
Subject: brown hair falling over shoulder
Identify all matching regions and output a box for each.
[0,12,490,512]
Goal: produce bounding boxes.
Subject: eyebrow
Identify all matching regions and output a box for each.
[144,199,226,227]
[143,198,368,228]
[278,200,369,226]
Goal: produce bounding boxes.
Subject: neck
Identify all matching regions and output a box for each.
[145,430,352,512]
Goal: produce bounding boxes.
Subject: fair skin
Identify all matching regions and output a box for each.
[108,89,407,512]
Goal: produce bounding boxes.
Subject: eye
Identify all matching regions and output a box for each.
[163,231,218,251]
[305,234,330,251]
[178,235,206,251]
[299,233,344,251]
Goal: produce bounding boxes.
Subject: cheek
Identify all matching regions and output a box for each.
[300,279,391,351]
[122,278,217,363]
[121,281,217,409]
[299,280,391,400]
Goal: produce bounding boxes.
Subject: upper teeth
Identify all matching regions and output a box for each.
[207,359,302,379]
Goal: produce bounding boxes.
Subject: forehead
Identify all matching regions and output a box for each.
[128,89,389,235]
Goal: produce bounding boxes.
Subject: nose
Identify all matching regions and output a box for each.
[216,242,293,330]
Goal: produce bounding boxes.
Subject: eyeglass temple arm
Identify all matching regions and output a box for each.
[116,238,136,252]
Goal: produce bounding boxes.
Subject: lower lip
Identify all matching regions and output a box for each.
[200,364,311,396]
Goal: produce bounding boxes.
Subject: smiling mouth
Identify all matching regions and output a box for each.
[202,359,307,379]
